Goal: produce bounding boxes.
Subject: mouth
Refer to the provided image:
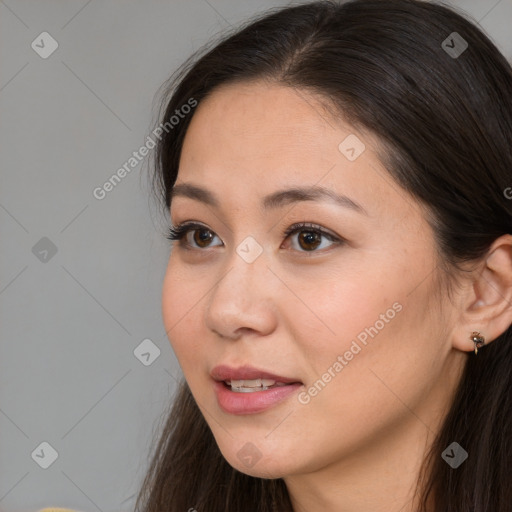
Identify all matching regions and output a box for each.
[211,364,302,388]
[211,364,303,414]
[222,378,297,392]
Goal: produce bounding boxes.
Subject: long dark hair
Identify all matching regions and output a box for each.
[135,1,512,510]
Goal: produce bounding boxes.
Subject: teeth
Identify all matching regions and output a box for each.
[231,378,276,387]
[224,378,289,392]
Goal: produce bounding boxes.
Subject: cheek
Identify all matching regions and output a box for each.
[288,262,435,420]
[292,238,433,371]
[300,285,437,416]
[286,266,401,374]
[161,261,205,363]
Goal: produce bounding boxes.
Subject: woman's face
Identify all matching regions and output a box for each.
[162,80,465,480]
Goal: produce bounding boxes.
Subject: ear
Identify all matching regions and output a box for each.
[452,234,512,353]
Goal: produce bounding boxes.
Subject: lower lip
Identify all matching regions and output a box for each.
[213,380,302,415]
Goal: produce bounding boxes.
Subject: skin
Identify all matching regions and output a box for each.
[161,80,512,512]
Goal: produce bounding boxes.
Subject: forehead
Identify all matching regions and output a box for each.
[182,81,348,159]
[175,81,423,225]
[180,82,366,186]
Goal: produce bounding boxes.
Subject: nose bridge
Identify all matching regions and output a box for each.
[204,234,277,337]
[215,233,269,306]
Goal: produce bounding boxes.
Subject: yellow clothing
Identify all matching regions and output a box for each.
[38,509,81,512]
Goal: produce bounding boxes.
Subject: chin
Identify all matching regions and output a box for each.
[229,459,290,479]
[217,444,297,479]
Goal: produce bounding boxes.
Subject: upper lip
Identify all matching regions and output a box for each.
[211,364,302,384]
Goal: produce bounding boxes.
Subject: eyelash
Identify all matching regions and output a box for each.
[166,221,343,252]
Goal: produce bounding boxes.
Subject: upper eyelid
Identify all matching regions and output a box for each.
[171,221,337,235]
[169,221,341,245]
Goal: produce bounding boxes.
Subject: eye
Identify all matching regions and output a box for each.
[166,221,343,252]
[167,222,222,249]
[281,222,342,252]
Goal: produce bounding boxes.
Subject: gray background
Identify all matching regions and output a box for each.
[1,1,510,511]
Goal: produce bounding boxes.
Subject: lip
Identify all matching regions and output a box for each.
[210,364,301,384]
[211,364,303,415]
[213,381,302,414]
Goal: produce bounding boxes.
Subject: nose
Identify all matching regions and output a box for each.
[204,247,278,341]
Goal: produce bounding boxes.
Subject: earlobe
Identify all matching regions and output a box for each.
[451,234,512,354]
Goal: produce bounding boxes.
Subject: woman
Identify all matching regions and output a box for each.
[135,0,512,510]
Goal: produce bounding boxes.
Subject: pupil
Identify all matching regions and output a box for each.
[195,229,213,247]
[299,231,320,250]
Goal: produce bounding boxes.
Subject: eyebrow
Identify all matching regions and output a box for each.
[169,182,368,215]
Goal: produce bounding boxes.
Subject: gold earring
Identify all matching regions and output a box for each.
[470,331,485,355]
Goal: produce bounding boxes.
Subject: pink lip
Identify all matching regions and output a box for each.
[211,364,303,415]
[213,381,302,414]
[210,364,301,384]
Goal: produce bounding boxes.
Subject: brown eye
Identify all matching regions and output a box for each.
[167,221,343,253]
[283,223,341,253]
[297,230,322,251]
[191,228,215,248]
[166,223,221,249]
